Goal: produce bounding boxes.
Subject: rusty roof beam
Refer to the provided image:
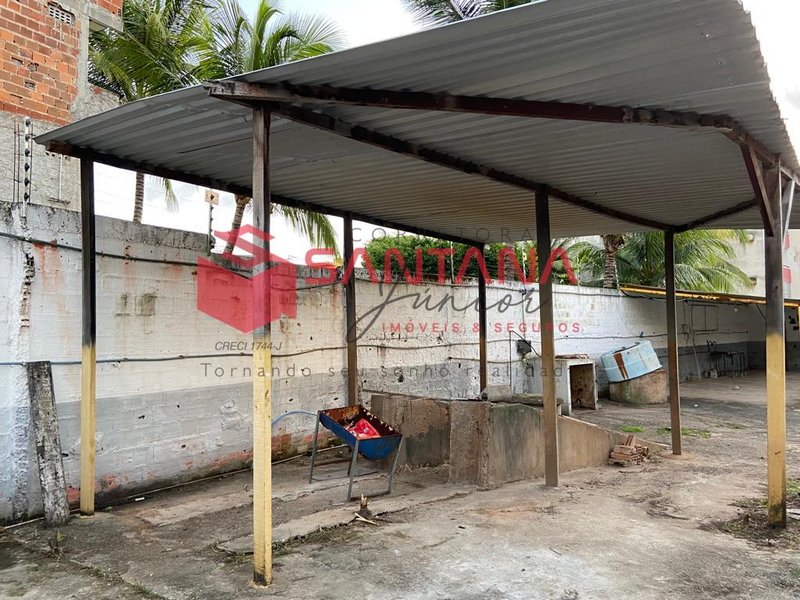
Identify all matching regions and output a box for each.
[249,101,674,231]
[677,198,757,231]
[206,80,787,171]
[43,139,481,246]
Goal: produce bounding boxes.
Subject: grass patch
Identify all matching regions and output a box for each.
[620,425,644,433]
[683,428,712,438]
[655,427,711,439]
[705,509,800,550]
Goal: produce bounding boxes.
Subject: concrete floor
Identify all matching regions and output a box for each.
[3,372,800,599]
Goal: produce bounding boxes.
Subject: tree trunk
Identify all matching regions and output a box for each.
[133,172,145,224]
[602,234,625,289]
[503,242,517,282]
[224,194,251,254]
[603,247,618,289]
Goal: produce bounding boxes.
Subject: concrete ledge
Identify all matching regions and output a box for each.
[371,394,665,490]
[371,394,451,468]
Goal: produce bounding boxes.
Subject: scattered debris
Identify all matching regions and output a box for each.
[356,495,372,518]
[353,513,379,526]
[353,495,378,525]
[608,435,650,466]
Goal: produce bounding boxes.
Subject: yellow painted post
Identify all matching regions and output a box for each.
[765,173,786,528]
[251,107,274,584]
[536,186,559,486]
[79,159,96,516]
[665,231,682,455]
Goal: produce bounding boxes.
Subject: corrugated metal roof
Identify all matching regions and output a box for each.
[37,0,799,242]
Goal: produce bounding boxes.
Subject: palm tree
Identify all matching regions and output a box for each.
[89,0,210,223]
[201,0,343,254]
[567,230,754,293]
[402,0,530,25]
[598,234,627,289]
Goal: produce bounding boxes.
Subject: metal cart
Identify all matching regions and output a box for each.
[308,406,403,501]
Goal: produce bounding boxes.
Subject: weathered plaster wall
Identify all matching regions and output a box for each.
[0,204,772,521]
[0,204,347,521]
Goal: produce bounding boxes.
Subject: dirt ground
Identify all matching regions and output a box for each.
[2,372,800,599]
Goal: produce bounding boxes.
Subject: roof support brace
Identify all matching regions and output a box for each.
[741,145,777,237]
[259,102,673,231]
[676,198,757,231]
[782,178,796,240]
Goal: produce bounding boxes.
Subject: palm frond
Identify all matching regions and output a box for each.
[401,0,530,26]
[275,205,340,257]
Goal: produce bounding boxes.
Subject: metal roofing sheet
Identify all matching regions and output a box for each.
[37,0,799,242]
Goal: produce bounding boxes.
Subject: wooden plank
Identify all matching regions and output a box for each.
[79,159,96,516]
[764,175,787,528]
[741,145,776,237]
[665,230,683,456]
[344,214,358,406]
[477,245,488,392]
[251,107,274,585]
[26,361,70,526]
[536,187,559,487]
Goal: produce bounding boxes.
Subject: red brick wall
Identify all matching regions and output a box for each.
[0,0,122,125]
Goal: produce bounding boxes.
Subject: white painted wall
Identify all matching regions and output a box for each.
[0,204,769,521]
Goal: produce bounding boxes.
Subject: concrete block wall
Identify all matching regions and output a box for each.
[0,204,348,521]
[0,203,774,521]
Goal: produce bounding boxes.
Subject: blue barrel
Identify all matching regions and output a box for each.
[601,341,661,383]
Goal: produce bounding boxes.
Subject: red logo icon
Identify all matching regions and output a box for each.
[197,226,297,333]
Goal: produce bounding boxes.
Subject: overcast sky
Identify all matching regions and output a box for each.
[93,0,800,260]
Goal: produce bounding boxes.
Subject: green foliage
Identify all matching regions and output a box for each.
[620,425,644,433]
[657,427,712,439]
[363,236,575,283]
[567,230,754,293]
[89,0,210,101]
[402,0,530,25]
[199,0,342,253]
[200,0,344,77]
[89,0,341,248]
